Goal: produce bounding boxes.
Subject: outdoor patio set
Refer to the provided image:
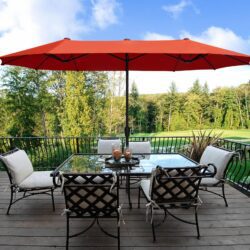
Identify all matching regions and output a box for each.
[0,139,239,249]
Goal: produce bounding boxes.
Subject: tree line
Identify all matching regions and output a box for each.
[0,67,249,137]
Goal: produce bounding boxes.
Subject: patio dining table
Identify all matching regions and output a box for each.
[52,153,198,208]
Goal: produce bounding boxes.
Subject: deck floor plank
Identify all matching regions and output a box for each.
[0,172,249,250]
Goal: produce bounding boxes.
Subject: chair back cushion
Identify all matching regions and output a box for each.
[0,150,33,185]
[200,146,234,180]
[97,139,121,154]
[129,141,151,154]
[150,166,206,203]
[63,173,118,217]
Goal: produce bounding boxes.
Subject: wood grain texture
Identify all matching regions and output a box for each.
[0,172,249,250]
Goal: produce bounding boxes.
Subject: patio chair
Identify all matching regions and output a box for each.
[138,165,213,241]
[62,173,121,250]
[0,148,56,215]
[199,145,239,207]
[128,141,151,157]
[125,141,151,206]
[97,138,121,155]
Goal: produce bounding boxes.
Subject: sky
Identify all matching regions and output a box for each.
[0,0,250,94]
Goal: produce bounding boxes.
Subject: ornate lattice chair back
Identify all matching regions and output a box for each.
[150,166,207,204]
[63,173,119,218]
[62,173,121,250]
[138,165,211,242]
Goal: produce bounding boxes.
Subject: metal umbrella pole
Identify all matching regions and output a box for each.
[124,53,130,147]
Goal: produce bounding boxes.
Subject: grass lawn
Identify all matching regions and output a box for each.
[132,129,250,144]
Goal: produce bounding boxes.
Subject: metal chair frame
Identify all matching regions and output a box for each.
[138,165,213,242]
[62,173,120,250]
[199,146,242,207]
[0,148,55,215]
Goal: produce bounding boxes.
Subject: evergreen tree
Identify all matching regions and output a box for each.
[189,79,202,95]
[106,72,125,135]
[61,72,91,136]
[145,101,158,133]
[2,67,40,136]
[164,82,178,131]
[85,72,109,135]
[129,81,141,133]
[0,89,9,136]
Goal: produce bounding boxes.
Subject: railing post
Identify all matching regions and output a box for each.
[76,137,80,153]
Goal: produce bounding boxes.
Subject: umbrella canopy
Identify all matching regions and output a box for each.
[1,38,250,145]
[1,38,250,71]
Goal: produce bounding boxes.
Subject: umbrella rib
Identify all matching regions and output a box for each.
[224,55,250,65]
[108,53,146,62]
[172,55,181,71]
[35,55,51,69]
[201,55,216,70]
[109,53,126,62]
[165,54,207,63]
[129,54,146,62]
[46,54,89,63]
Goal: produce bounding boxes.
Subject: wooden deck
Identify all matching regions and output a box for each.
[0,172,250,250]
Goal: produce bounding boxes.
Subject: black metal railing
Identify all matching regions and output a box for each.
[0,136,249,195]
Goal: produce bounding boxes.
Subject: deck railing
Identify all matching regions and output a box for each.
[0,136,249,195]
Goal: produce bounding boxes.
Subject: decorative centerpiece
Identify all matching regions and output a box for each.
[124,147,132,162]
[105,147,139,168]
[112,145,122,161]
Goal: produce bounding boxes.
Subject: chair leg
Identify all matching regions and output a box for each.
[118,222,120,250]
[222,184,228,207]
[66,215,69,250]
[51,188,55,211]
[138,186,141,208]
[6,187,14,215]
[151,207,156,242]
[195,206,200,239]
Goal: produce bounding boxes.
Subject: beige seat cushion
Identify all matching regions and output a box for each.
[200,146,234,180]
[19,171,54,189]
[201,177,221,186]
[0,150,33,185]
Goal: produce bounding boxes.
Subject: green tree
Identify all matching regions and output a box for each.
[129,81,141,133]
[61,72,91,136]
[85,71,109,135]
[0,89,10,135]
[182,93,202,129]
[164,82,178,131]
[2,67,40,136]
[106,72,125,135]
[189,79,202,95]
[145,101,158,133]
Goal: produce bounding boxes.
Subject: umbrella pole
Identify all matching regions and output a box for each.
[125,54,130,147]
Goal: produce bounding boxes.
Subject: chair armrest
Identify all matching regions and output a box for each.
[51,170,62,188]
[204,163,217,177]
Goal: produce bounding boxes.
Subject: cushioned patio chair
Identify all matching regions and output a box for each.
[138,165,213,241]
[125,141,151,207]
[199,145,239,207]
[0,148,56,214]
[62,173,121,250]
[129,141,151,157]
[97,138,121,155]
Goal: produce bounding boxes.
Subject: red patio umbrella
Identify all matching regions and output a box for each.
[1,38,250,145]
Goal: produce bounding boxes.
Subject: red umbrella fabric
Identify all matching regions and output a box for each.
[1,38,250,145]
[1,38,250,71]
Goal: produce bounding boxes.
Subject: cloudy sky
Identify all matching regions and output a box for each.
[0,0,250,93]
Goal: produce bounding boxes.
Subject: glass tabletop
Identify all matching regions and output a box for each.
[56,153,197,176]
